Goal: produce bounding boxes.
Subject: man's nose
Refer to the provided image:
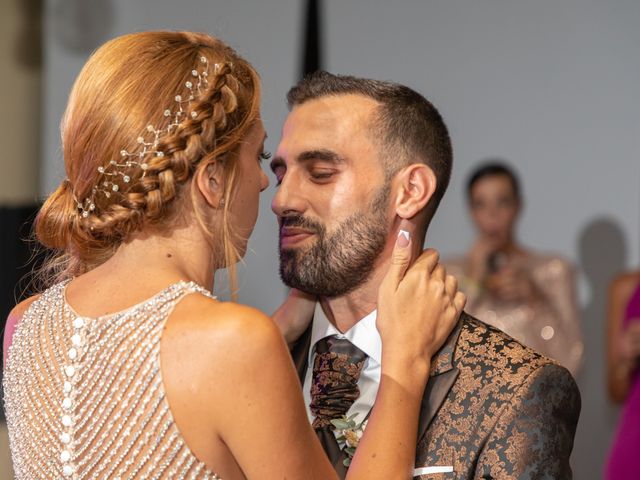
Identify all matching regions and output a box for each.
[271,171,306,217]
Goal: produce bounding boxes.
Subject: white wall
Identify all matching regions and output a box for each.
[323,3,639,478]
[323,0,639,266]
[42,1,640,478]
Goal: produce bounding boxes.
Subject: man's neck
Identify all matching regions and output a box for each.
[318,233,423,332]
[320,287,377,333]
[319,270,384,333]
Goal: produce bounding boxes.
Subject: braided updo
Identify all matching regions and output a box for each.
[35,31,260,287]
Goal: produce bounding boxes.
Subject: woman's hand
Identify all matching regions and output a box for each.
[485,266,540,303]
[348,226,466,480]
[272,289,317,346]
[376,227,466,374]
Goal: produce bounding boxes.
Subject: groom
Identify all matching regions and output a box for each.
[270,71,580,479]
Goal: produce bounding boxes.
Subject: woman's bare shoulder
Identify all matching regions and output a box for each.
[160,293,291,418]
[163,293,286,368]
[610,270,640,298]
[169,294,278,338]
[4,294,41,364]
[612,270,640,285]
[8,294,41,318]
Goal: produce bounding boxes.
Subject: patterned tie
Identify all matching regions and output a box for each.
[310,335,367,475]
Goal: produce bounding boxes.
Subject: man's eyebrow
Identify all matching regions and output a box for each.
[297,149,345,164]
[270,149,345,173]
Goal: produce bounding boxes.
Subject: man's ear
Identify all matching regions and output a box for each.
[392,164,437,219]
[195,159,225,208]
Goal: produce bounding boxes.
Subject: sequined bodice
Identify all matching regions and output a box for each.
[3,281,221,479]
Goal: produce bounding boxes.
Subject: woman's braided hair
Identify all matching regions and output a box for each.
[35,31,260,289]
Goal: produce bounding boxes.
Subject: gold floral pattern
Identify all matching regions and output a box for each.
[415,314,581,479]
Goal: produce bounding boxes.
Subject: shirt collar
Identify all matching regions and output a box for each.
[308,302,382,366]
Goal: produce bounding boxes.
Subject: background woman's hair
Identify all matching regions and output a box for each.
[34,31,261,296]
[466,160,521,201]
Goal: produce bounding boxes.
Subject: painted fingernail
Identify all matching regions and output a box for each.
[397,229,410,247]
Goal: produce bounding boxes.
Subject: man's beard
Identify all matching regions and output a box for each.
[278,186,390,297]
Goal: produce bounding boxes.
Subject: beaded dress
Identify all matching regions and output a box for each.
[446,254,584,377]
[3,280,221,479]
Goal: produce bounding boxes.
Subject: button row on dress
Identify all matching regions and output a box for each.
[60,316,86,478]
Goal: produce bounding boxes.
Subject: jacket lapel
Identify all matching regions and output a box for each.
[290,323,313,384]
[416,317,465,441]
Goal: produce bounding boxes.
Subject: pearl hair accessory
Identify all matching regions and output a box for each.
[75,56,223,218]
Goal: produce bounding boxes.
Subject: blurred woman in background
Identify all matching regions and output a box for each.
[446,161,583,376]
[606,269,640,479]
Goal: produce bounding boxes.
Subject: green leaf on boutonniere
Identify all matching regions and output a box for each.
[330,419,351,430]
[332,414,368,469]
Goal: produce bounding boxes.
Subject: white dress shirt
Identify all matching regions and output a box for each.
[303,302,382,429]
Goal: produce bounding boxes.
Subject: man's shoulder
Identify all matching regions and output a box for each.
[419,317,580,476]
[455,312,572,387]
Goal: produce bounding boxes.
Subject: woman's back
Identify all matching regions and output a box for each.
[3,280,221,479]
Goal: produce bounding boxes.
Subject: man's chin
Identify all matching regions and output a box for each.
[278,261,358,298]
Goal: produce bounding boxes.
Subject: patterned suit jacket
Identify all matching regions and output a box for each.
[291,312,581,480]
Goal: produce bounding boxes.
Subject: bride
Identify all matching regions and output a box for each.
[3,31,464,479]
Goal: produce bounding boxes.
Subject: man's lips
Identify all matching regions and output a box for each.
[280,227,315,247]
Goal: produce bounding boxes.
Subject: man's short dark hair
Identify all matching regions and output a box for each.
[466,161,521,202]
[287,71,453,226]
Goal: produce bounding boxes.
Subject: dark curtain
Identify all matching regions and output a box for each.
[0,204,44,418]
[302,0,323,77]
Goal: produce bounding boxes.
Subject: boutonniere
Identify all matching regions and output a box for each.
[330,413,368,467]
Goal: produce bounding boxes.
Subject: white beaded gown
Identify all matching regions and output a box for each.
[3,280,221,479]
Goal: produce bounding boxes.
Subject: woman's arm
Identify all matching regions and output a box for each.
[200,233,462,479]
[164,298,337,479]
[271,288,316,347]
[347,232,465,478]
[212,308,339,479]
[606,273,640,403]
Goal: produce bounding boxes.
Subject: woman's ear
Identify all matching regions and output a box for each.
[393,164,437,219]
[195,159,225,209]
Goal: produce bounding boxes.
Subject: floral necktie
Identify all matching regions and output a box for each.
[310,335,367,429]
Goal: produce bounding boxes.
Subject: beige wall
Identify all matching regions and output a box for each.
[0,424,13,479]
[1,1,41,476]
[0,0,41,205]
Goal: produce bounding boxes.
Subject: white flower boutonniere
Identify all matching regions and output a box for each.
[330,413,368,467]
